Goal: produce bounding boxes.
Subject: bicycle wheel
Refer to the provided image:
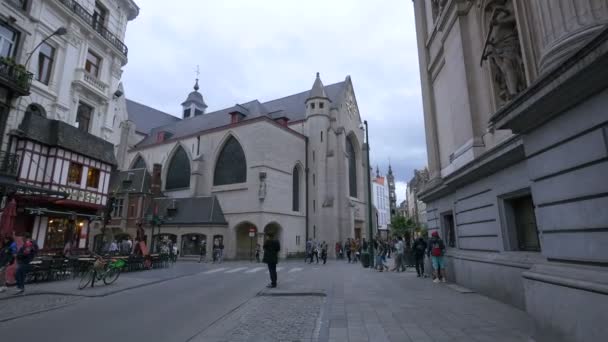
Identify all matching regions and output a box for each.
[103,267,121,285]
[78,269,94,289]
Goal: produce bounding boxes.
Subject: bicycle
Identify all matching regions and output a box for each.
[78,255,126,289]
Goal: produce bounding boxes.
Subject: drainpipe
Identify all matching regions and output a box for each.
[305,137,309,244]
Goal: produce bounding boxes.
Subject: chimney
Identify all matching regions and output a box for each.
[151,163,162,196]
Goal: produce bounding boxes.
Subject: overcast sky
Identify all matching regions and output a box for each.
[122,0,427,203]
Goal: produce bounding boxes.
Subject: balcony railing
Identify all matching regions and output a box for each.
[0,152,20,177]
[56,0,128,57]
[0,57,33,96]
[73,68,109,97]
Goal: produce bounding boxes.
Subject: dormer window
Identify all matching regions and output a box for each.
[275,117,289,126]
[230,111,245,124]
[183,108,191,118]
[194,108,203,116]
[155,131,173,143]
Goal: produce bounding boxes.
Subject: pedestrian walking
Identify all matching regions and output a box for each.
[321,241,328,264]
[255,243,261,263]
[334,242,341,260]
[345,238,352,263]
[305,239,313,263]
[391,237,406,272]
[199,240,207,263]
[413,236,427,277]
[263,232,280,288]
[427,231,447,283]
[109,240,119,256]
[212,240,220,263]
[352,239,360,263]
[312,240,319,264]
[0,235,17,293]
[218,242,224,263]
[15,235,38,295]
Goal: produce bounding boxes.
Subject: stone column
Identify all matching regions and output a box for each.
[529,0,608,73]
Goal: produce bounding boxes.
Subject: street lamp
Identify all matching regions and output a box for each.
[25,27,68,68]
[360,120,374,267]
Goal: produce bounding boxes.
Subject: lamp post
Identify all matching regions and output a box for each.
[361,120,374,267]
[25,27,68,68]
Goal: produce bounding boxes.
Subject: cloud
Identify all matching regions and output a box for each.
[123,0,427,185]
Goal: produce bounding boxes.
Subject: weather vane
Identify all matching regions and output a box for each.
[195,65,200,80]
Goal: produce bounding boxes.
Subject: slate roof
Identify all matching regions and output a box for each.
[16,112,117,165]
[135,80,346,149]
[126,99,181,135]
[109,168,151,194]
[149,197,228,226]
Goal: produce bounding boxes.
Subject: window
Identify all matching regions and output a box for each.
[311,103,315,109]
[319,102,324,109]
[25,104,46,117]
[112,198,124,218]
[296,235,301,246]
[37,42,54,85]
[313,225,316,239]
[67,163,83,184]
[183,108,191,118]
[506,195,540,251]
[442,213,456,248]
[196,136,200,155]
[92,1,108,30]
[76,103,93,132]
[128,202,136,217]
[166,145,191,190]
[313,174,316,186]
[346,137,357,197]
[86,167,100,188]
[292,166,300,211]
[194,108,203,116]
[0,23,17,58]
[85,50,101,77]
[213,136,246,186]
[312,150,315,162]
[44,217,85,249]
[320,131,323,142]
[313,200,316,212]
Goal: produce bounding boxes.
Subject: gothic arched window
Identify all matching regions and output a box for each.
[165,146,190,190]
[25,103,46,117]
[131,156,146,170]
[292,166,300,211]
[346,137,357,197]
[213,136,246,186]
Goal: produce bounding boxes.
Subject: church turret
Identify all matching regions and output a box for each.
[387,162,396,216]
[181,79,208,119]
[305,72,330,118]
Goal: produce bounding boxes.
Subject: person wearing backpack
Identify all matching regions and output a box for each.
[0,235,17,293]
[427,231,446,283]
[15,235,38,294]
[413,236,427,278]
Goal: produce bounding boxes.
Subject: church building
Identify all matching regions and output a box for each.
[111,73,369,259]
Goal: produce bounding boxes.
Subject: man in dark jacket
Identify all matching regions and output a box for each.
[263,232,281,288]
[412,237,427,277]
[15,235,38,294]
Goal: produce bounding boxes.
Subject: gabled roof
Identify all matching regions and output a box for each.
[149,197,228,226]
[126,99,181,135]
[134,80,346,149]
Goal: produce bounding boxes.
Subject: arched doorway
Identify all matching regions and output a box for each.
[235,222,257,260]
[264,222,282,245]
[181,233,206,256]
[152,233,177,254]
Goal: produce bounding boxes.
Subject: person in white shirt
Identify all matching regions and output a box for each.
[391,237,406,272]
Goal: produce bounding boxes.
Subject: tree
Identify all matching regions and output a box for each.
[391,215,416,238]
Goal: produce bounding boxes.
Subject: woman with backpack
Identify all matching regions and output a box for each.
[427,231,446,283]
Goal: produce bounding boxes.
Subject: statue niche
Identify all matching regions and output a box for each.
[480,0,526,105]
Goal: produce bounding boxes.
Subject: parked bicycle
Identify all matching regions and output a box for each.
[78,254,126,289]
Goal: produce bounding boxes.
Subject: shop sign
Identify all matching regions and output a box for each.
[57,186,101,203]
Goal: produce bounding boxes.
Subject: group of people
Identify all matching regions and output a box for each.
[305,240,328,264]
[198,240,224,263]
[334,238,367,263]
[108,238,134,256]
[0,233,39,295]
[371,232,447,282]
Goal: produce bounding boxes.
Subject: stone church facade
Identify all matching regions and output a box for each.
[414,1,608,341]
[116,74,368,259]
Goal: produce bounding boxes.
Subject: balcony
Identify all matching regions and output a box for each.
[0,57,33,96]
[0,152,20,177]
[73,68,109,99]
[56,0,128,57]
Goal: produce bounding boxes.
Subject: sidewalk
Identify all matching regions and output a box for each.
[223,258,536,342]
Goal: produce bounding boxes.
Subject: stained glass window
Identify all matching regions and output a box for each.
[346,137,357,197]
[131,156,146,170]
[292,166,300,211]
[165,146,190,190]
[213,137,246,185]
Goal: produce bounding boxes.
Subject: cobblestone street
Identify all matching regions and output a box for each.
[0,260,537,342]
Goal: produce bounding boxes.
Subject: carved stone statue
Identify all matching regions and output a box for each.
[481,0,525,103]
[431,0,448,20]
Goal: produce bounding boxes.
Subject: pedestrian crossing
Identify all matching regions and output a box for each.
[201,265,304,275]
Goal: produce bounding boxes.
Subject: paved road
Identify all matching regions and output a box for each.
[0,260,537,342]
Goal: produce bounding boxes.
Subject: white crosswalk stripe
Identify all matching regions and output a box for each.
[288,267,303,273]
[203,267,227,274]
[225,267,248,273]
[245,267,265,273]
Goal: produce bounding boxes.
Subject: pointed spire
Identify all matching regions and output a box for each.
[388,161,393,175]
[376,165,380,178]
[308,72,328,99]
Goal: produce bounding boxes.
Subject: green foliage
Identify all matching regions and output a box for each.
[390,215,416,237]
